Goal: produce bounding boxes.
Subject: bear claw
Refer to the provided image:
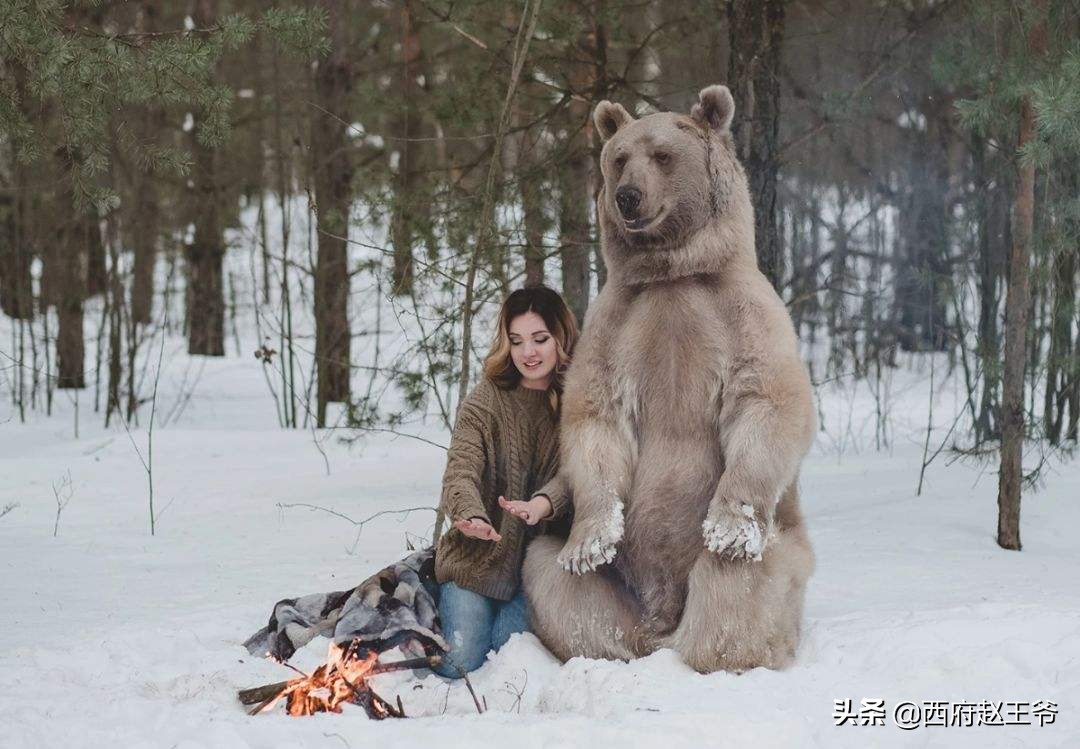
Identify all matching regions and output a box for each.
[557,530,619,575]
[703,502,766,561]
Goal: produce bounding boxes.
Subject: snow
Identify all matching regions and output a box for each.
[701,501,765,560]
[2,244,1079,746]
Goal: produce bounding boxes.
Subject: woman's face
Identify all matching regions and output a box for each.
[508,311,558,389]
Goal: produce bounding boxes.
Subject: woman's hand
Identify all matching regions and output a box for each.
[498,494,552,525]
[453,516,502,542]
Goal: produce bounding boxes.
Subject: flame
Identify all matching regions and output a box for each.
[257,643,384,717]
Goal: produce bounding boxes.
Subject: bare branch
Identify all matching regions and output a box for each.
[276,503,437,553]
[52,470,73,538]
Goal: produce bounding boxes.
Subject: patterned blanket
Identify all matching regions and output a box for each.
[243,547,447,662]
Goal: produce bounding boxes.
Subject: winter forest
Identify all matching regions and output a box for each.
[1,1,1079,747]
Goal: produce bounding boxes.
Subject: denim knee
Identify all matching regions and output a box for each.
[490,588,531,652]
[433,582,494,679]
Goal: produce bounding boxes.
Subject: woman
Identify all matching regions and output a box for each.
[432,285,577,678]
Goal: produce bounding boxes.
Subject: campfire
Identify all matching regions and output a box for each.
[238,641,442,719]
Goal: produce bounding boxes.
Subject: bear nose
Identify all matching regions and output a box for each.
[615,186,642,219]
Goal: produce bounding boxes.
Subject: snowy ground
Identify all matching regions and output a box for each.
[3,277,1079,748]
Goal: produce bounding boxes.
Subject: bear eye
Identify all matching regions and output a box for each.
[614,154,628,170]
[654,151,671,165]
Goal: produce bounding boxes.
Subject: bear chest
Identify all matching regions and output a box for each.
[610,287,727,433]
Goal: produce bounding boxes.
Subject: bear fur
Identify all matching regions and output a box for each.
[522,85,816,673]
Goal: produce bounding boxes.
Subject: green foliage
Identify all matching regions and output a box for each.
[0,0,327,209]
[1031,46,1080,156]
[263,5,330,58]
[947,1,1080,164]
[953,97,994,136]
[395,370,429,413]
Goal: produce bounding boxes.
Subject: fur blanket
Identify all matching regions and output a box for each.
[243,548,446,661]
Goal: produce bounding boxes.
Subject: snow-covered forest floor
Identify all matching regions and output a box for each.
[2,236,1078,748]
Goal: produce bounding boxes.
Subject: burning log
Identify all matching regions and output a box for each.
[241,644,442,719]
[237,681,296,707]
[238,655,442,706]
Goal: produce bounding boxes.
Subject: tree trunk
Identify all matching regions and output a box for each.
[827,190,850,375]
[0,193,34,320]
[591,1,608,292]
[558,32,594,327]
[105,233,123,425]
[130,1,163,325]
[622,0,660,99]
[186,0,225,357]
[510,83,549,287]
[312,0,354,424]
[1066,166,1080,443]
[1026,173,1050,414]
[727,0,785,290]
[806,198,822,345]
[83,211,107,298]
[787,204,806,334]
[186,127,225,356]
[862,206,885,370]
[1044,241,1076,444]
[997,0,1047,552]
[1044,162,1078,444]
[390,0,422,296]
[973,136,1008,442]
[54,157,87,390]
[130,166,160,325]
[3,67,36,321]
[519,145,548,287]
[558,116,592,327]
[60,0,105,306]
[186,237,224,354]
[894,95,952,353]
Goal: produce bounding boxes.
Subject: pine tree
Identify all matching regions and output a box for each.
[728,0,785,291]
[311,0,355,425]
[948,0,1080,549]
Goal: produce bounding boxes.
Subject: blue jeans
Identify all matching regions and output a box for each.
[432,582,531,678]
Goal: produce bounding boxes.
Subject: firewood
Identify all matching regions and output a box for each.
[238,680,290,706]
[238,654,443,706]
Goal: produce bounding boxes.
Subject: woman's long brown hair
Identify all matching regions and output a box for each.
[482,285,579,413]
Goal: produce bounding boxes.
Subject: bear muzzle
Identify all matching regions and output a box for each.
[615,185,643,220]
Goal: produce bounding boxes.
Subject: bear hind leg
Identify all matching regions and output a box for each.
[522,535,649,662]
[663,526,813,673]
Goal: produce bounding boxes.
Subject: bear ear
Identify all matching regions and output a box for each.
[690,84,735,133]
[593,101,634,142]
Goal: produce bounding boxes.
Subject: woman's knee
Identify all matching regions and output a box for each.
[491,588,531,651]
[432,642,489,678]
[435,582,494,678]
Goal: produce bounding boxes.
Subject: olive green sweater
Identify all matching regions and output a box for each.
[434,378,569,601]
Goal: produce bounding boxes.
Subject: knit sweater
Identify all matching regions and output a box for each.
[434,378,570,601]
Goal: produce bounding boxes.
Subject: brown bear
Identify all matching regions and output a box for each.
[522,84,816,673]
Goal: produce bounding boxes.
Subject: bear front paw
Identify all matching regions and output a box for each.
[702,503,767,561]
[557,520,621,575]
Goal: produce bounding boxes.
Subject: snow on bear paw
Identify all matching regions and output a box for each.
[557,518,621,575]
[702,502,766,561]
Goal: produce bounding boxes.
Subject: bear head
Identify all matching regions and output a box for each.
[593,84,754,284]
